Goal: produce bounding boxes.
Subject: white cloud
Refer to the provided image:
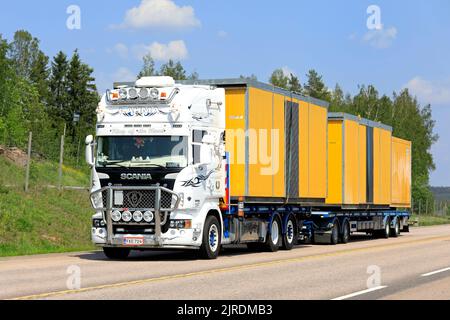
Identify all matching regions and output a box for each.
[133,40,188,62]
[362,26,397,49]
[116,0,201,30]
[113,67,136,82]
[404,77,450,105]
[217,30,228,38]
[107,43,129,59]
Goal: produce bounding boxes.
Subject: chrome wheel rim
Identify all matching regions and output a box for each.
[286,220,294,244]
[271,220,279,245]
[208,224,219,252]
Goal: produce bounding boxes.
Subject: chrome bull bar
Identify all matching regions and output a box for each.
[90,186,181,246]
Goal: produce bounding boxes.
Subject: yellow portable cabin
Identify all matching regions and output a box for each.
[181,79,411,210]
[326,113,411,208]
[198,79,329,204]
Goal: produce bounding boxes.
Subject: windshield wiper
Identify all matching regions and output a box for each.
[98,160,131,168]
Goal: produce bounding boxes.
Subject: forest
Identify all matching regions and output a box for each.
[0,30,438,207]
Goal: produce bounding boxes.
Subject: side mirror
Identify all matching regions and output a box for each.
[85,135,94,167]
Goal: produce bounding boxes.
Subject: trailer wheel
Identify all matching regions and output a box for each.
[103,247,130,260]
[340,221,350,244]
[390,219,401,238]
[402,224,410,233]
[282,216,297,250]
[330,220,339,245]
[265,216,282,252]
[199,216,221,259]
[379,219,390,239]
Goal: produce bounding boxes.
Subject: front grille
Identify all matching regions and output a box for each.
[102,189,175,210]
[113,225,155,235]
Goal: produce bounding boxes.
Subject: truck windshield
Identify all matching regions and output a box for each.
[96,136,188,168]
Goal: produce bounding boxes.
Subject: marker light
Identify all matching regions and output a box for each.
[111,210,122,222]
[160,91,167,99]
[133,211,143,222]
[110,90,120,101]
[122,210,132,222]
[150,88,159,100]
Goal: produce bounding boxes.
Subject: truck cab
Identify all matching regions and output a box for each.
[87,76,227,259]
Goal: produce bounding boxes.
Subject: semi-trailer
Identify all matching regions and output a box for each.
[86,76,411,259]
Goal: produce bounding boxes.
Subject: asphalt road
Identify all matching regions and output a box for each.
[1,225,450,300]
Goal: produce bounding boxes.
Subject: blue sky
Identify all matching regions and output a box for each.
[1,0,449,186]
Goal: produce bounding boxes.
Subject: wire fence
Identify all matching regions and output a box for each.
[411,199,450,216]
[2,130,90,192]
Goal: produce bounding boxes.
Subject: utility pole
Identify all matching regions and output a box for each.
[58,124,66,191]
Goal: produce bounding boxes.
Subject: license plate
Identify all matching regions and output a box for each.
[123,236,144,246]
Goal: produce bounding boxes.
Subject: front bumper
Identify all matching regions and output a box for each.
[92,227,202,249]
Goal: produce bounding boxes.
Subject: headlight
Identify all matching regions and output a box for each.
[90,192,103,209]
[122,210,132,222]
[93,219,106,228]
[143,211,154,223]
[111,210,122,222]
[133,211,143,222]
[128,88,138,100]
[139,88,149,99]
[150,88,159,99]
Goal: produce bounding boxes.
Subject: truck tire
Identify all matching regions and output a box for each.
[199,216,221,259]
[103,247,130,260]
[379,219,390,239]
[282,216,297,250]
[340,221,350,244]
[402,224,410,233]
[390,219,401,238]
[265,216,282,252]
[330,220,339,245]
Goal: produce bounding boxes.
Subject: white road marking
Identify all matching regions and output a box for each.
[421,267,450,277]
[332,286,388,300]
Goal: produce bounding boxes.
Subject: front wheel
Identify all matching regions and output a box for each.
[199,216,221,259]
[103,247,130,260]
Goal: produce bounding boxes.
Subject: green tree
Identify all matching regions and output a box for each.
[30,51,50,104]
[66,50,99,143]
[48,51,69,118]
[288,73,302,93]
[269,69,302,93]
[159,60,187,80]
[240,74,258,81]
[269,69,289,89]
[303,69,331,101]
[137,53,157,78]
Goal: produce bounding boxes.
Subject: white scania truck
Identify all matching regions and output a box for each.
[86,76,410,260]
